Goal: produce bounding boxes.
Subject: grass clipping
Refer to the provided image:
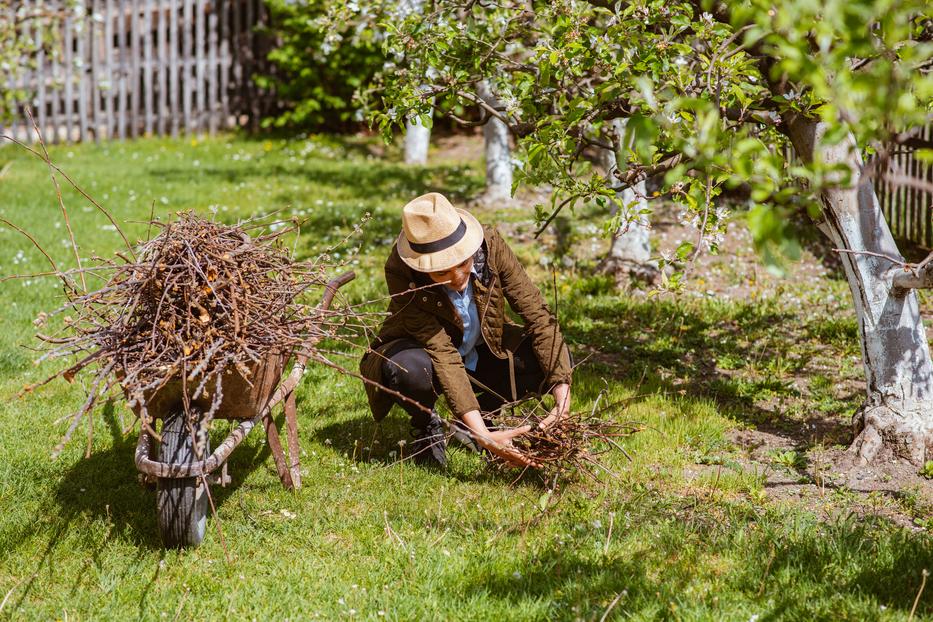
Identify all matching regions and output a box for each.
[28,212,336,457]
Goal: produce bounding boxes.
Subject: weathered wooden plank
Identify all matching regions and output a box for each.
[897,149,907,239]
[20,0,34,141]
[143,0,154,136]
[887,148,897,238]
[911,130,920,245]
[35,0,49,140]
[51,0,64,144]
[207,0,218,133]
[117,0,128,139]
[926,124,933,248]
[182,0,193,131]
[904,139,912,242]
[168,0,179,136]
[91,0,104,142]
[898,147,907,240]
[130,0,140,137]
[89,0,101,142]
[246,0,257,130]
[2,5,12,138]
[63,9,75,141]
[919,129,928,247]
[891,150,900,239]
[104,0,115,139]
[157,0,168,135]
[77,6,89,141]
[230,0,238,125]
[77,1,97,141]
[195,0,206,132]
[218,0,229,128]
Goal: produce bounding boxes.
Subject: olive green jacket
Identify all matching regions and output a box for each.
[359,225,572,420]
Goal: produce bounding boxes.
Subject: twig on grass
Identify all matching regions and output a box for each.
[0,572,38,615]
[757,543,777,597]
[383,510,408,551]
[603,511,615,556]
[909,569,929,622]
[599,592,625,622]
[171,588,191,622]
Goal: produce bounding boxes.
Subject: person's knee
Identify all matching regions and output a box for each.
[382,348,434,395]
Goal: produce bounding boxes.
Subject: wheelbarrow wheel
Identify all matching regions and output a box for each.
[157,411,209,548]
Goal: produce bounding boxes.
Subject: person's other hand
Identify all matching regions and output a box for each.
[537,383,571,431]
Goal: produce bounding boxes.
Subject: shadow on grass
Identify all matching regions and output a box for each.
[562,287,862,453]
[308,410,555,490]
[454,512,933,618]
[50,403,278,553]
[148,158,484,208]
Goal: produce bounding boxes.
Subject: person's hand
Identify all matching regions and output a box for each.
[537,383,571,431]
[460,410,540,468]
[479,429,540,468]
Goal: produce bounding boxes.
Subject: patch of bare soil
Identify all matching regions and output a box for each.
[728,428,933,531]
[431,131,486,164]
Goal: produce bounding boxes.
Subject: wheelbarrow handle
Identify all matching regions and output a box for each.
[321,270,355,311]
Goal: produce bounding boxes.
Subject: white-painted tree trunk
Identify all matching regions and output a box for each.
[404,116,431,165]
[476,80,512,201]
[399,0,430,166]
[785,114,933,466]
[597,118,658,283]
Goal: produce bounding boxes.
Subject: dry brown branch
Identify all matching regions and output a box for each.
[20,210,382,455]
[488,401,643,479]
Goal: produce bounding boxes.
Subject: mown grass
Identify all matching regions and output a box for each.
[0,134,930,621]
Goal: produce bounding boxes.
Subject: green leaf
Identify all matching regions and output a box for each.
[626,115,658,165]
[675,241,695,261]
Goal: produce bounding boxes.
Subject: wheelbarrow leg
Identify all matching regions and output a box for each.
[262,412,294,490]
[284,390,302,489]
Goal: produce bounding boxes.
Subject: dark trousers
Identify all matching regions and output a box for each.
[381,337,547,429]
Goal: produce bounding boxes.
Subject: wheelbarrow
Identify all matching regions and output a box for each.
[132,271,356,548]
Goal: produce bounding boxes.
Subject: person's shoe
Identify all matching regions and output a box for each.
[411,415,447,468]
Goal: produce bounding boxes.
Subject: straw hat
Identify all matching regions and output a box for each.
[397,192,484,273]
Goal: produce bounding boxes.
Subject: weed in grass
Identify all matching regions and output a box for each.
[768,449,808,473]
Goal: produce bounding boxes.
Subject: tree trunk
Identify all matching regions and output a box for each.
[785,114,933,466]
[404,116,431,165]
[476,81,513,201]
[399,0,430,166]
[597,119,659,285]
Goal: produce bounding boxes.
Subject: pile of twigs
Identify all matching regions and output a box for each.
[27,212,342,456]
[490,404,643,478]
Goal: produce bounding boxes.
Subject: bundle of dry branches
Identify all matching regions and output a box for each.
[490,403,643,479]
[25,212,344,457]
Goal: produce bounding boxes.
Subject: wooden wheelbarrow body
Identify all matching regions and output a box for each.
[133,271,355,491]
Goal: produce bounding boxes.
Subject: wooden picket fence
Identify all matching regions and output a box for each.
[782,130,933,249]
[876,126,933,248]
[2,0,269,143]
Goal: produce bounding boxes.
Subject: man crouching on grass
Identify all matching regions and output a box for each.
[359,192,572,468]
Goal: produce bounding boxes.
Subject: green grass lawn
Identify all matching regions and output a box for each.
[0,134,931,621]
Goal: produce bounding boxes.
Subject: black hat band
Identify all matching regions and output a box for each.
[408,219,467,254]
